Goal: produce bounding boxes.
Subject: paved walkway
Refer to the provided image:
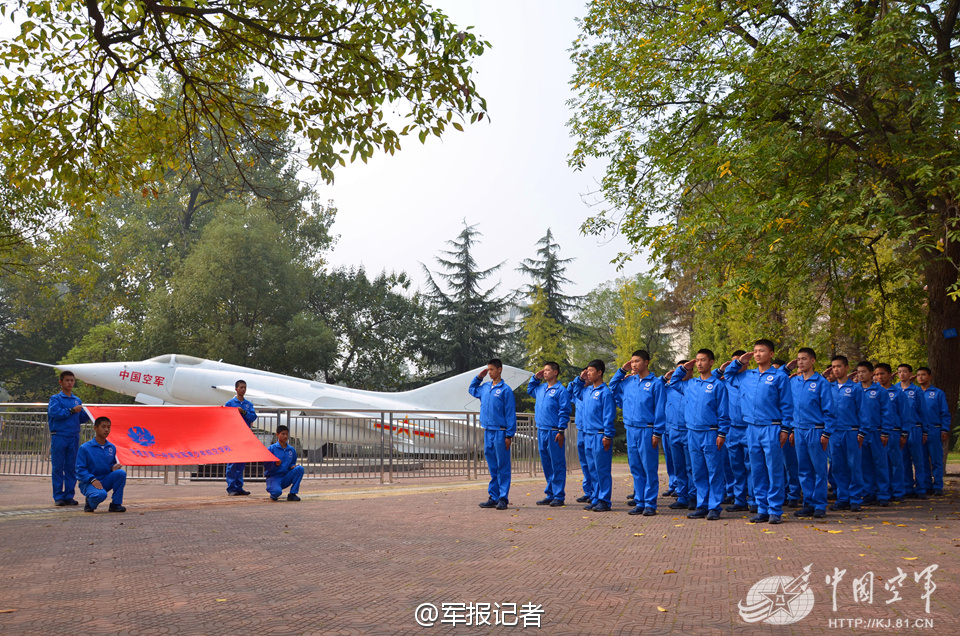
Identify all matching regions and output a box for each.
[0,468,958,635]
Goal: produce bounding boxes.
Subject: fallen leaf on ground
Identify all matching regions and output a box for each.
[657,606,667,612]
[663,569,676,574]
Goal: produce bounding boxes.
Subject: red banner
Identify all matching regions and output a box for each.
[83,406,278,466]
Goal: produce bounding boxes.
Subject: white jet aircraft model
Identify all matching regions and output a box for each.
[20,354,531,455]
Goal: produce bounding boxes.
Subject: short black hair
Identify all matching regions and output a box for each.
[917,366,932,375]
[798,347,816,359]
[696,348,715,361]
[59,371,75,381]
[772,358,787,367]
[875,363,892,374]
[94,416,110,427]
[731,349,746,357]
[677,359,688,366]
[487,358,503,369]
[857,360,874,372]
[235,379,247,389]
[754,338,776,352]
[632,349,651,361]
[831,355,849,365]
[898,363,913,372]
[543,361,560,373]
[587,359,605,375]
[277,424,289,434]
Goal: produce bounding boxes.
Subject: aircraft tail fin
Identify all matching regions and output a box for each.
[398,365,530,412]
[16,359,59,369]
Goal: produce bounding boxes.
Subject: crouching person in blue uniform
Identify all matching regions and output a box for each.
[527,361,571,507]
[76,417,126,513]
[265,425,303,501]
[469,359,517,511]
[224,379,257,496]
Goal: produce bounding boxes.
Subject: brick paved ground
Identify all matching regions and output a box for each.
[0,467,958,635]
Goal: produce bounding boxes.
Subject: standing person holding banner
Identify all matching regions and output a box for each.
[225,379,257,496]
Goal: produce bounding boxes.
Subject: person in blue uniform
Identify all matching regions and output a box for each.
[896,364,929,500]
[570,360,617,512]
[718,351,753,513]
[527,361,571,507]
[774,359,802,508]
[725,339,793,525]
[670,350,730,520]
[875,364,908,503]
[224,379,257,496]
[264,425,304,501]
[663,362,696,512]
[469,359,517,510]
[47,370,90,506]
[787,348,836,519]
[856,361,891,506]
[610,350,667,516]
[916,367,950,496]
[828,355,864,513]
[76,416,126,513]
[573,390,594,504]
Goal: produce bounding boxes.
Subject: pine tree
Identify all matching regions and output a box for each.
[522,287,566,373]
[421,222,513,374]
[517,229,580,325]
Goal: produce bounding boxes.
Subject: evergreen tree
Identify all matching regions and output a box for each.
[522,287,566,373]
[421,222,512,375]
[517,228,580,325]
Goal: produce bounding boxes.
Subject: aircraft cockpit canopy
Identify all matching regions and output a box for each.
[147,354,205,366]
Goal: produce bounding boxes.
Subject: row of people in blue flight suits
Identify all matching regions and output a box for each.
[468,343,953,525]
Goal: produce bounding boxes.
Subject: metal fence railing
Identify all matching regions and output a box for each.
[1,405,580,484]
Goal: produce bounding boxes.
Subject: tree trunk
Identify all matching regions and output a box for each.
[923,202,960,470]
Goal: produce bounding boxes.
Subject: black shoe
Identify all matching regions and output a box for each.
[749,505,759,513]
[536,498,553,506]
[287,493,301,502]
[662,488,675,497]
[576,495,591,503]
[933,490,944,497]
[83,501,95,513]
[237,489,251,496]
[626,499,637,507]
[725,504,749,512]
[706,509,721,521]
[749,514,769,524]
[768,515,783,525]
[479,498,497,509]
[642,507,657,516]
[628,505,644,516]
[813,509,825,519]
[592,502,610,512]
[878,500,890,507]
[890,497,902,504]
[687,508,708,519]
[917,492,928,500]
[829,502,850,511]
[549,500,565,507]
[850,504,862,512]
[721,496,734,505]
[55,500,68,507]
[496,499,508,510]
[65,499,79,506]
[786,499,800,508]
[827,491,837,501]
[863,494,877,504]
[108,503,126,513]
[583,503,595,511]
[687,502,697,510]
[905,492,919,499]
[668,501,687,510]
[793,506,815,518]
[270,496,279,501]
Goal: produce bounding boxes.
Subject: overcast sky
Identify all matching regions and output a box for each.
[313,0,647,298]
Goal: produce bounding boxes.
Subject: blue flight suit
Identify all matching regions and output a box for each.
[896,384,929,497]
[831,379,864,507]
[570,378,617,507]
[469,376,517,503]
[610,369,667,511]
[224,397,257,494]
[718,369,753,508]
[527,376,571,502]
[76,437,126,510]
[880,385,907,500]
[664,377,695,506]
[920,386,951,493]
[726,359,793,518]
[776,369,801,503]
[47,391,90,504]
[670,367,730,512]
[573,394,593,498]
[789,372,836,513]
[264,441,304,499]
[663,426,676,493]
[859,382,891,503]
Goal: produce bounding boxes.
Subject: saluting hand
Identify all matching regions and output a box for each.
[785,359,799,371]
[682,360,696,371]
[477,368,488,380]
[621,361,632,373]
[534,370,545,380]
[719,360,732,372]
[738,352,754,365]
[579,369,588,382]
